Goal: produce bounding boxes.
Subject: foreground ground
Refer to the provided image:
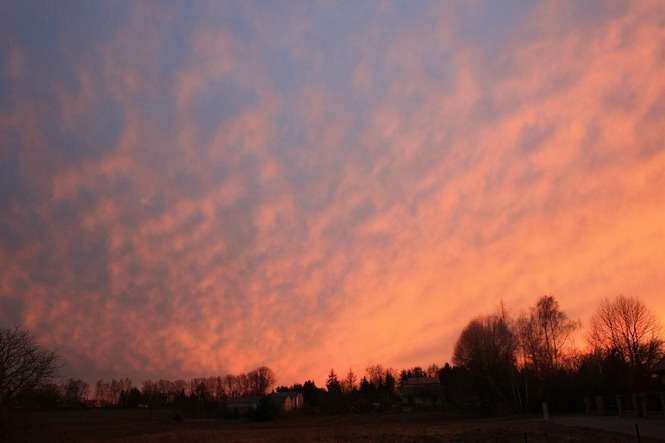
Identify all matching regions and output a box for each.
[5,409,665,442]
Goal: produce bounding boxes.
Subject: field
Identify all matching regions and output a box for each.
[5,409,665,443]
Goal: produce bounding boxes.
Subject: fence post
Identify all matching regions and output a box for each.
[542,402,549,421]
[616,395,623,417]
[660,392,665,419]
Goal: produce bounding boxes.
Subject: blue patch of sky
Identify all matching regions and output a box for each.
[0,66,13,114]
[191,78,261,146]
[454,0,534,49]
[1,1,129,67]
[41,95,125,164]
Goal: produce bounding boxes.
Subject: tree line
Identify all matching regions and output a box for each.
[274,295,664,414]
[1,367,277,413]
[446,295,663,413]
[1,294,663,417]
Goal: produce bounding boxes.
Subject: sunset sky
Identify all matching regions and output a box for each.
[1,1,665,386]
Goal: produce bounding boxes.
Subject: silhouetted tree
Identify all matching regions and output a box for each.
[426,364,440,378]
[342,369,357,393]
[326,369,342,394]
[62,378,89,407]
[95,380,111,406]
[512,296,580,410]
[223,374,241,399]
[399,370,409,385]
[384,370,396,394]
[517,295,579,376]
[247,366,275,395]
[453,310,519,411]
[0,327,58,408]
[301,380,322,408]
[194,381,208,400]
[325,369,344,410]
[359,376,371,395]
[589,295,663,379]
[366,364,385,388]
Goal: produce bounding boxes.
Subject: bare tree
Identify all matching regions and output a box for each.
[238,373,249,396]
[63,378,89,406]
[210,376,224,400]
[110,379,124,405]
[517,295,579,375]
[95,380,111,406]
[0,327,58,407]
[247,366,275,396]
[589,295,663,371]
[365,364,385,387]
[223,374,239,399]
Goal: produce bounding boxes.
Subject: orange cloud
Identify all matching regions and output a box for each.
[1,1,664,387]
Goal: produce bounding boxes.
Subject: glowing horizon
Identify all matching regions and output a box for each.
[1,1,664,387]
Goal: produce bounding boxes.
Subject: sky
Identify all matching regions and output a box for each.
[1,0,665,386]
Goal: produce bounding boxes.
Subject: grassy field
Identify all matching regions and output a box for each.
[5,409,664,442]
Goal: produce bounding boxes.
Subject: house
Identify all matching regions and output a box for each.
[270,391,304,412]
[399,376,443,407]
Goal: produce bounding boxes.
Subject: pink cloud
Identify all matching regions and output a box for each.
[2,0,664,388]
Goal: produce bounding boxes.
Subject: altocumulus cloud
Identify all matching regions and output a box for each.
[1,0,665,384]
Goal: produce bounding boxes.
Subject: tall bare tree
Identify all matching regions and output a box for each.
[366,364,385,387]
[223,374,239,399]
[247,366,275,396]
[95,380,111,405]
[589,295,663,371]
[63,378,89,406]
[0,327,58,407]
[517,295,579,375]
